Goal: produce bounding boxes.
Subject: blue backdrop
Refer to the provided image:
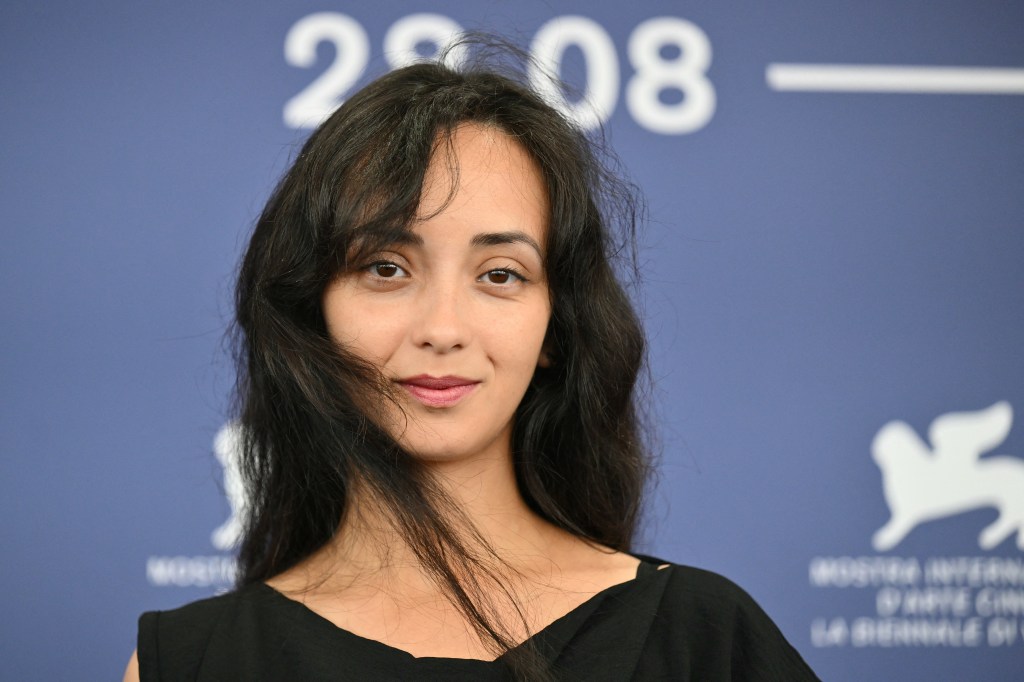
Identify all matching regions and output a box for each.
[2,2,1022,679]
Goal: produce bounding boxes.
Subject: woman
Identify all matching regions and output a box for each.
[126,54,819,681]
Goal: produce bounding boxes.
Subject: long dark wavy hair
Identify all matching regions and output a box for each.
[232,47,650,679]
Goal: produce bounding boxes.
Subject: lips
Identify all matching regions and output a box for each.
[398,375,480,408]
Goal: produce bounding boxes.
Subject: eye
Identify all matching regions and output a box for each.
[479,267,527,286]
[366,261,407,279]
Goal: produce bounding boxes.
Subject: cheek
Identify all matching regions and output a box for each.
[484,304,551,373]
[324,299,403,366]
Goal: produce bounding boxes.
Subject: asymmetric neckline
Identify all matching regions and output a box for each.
[257,555,664,665]
[138,557,823,680]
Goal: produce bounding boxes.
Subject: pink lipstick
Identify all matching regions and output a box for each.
[398,375,479,408]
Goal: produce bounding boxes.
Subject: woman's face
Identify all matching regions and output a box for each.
[323,124,551,464]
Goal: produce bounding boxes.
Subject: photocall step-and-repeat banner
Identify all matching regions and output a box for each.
[2,1,1022,679]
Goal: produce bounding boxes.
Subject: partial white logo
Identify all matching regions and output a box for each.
[211,422,246,551]
[872,401,1024,551]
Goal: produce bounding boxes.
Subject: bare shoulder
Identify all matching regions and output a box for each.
[586,545,644,576]
[263,543,343,598]
[544,537,644,592]
[122,649,139,682]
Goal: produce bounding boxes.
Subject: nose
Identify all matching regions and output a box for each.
[409,279,470,354]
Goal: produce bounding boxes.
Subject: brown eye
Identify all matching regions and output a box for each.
[369,262,404,278]
[480,268,526,286]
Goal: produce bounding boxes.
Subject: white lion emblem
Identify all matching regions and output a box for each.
[211,422,246,551]
[872,401,1024,551]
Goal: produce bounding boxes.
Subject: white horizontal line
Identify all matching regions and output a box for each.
[766,64,1024,94]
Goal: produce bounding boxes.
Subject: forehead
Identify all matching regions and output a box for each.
[416,124,549,246]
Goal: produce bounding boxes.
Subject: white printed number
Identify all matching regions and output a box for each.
[283,12,461,128]
[627,18,714,134]
[283,13,369,129]
[283,13,715,134]
[527,16,620,132]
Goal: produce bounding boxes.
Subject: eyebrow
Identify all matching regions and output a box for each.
[469,231,543,258]
[380,231,543,258]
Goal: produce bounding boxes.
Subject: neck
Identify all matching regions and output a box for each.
[299,433,567,595]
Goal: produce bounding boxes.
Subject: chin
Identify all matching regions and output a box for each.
[398,431,505,465]
[402,440,479,463]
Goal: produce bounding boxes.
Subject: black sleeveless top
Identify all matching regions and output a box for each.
[137,556,819,680]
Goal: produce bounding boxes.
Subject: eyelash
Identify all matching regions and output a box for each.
[481,266,529,285]
[361,260,529,286]
[364,261,406,279]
